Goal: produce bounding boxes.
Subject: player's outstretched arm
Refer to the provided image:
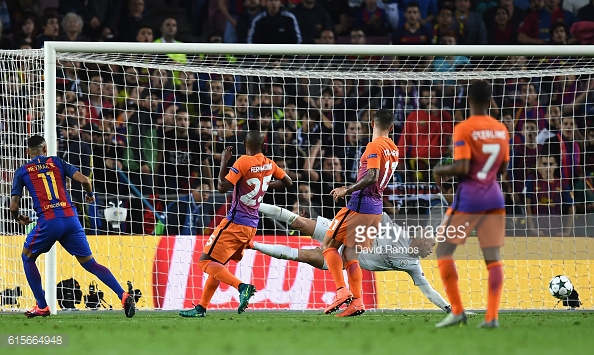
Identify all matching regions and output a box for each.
[417,283,451,312]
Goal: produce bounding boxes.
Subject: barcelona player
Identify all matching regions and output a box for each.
[322,109,399,317]
[10,135,135,318]
[180,131,292,317]
[433,80,509,328]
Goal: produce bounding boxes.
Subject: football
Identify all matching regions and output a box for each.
[549,275,574,299]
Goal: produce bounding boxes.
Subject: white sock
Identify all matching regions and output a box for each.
[252,242,299,260]
[259,203,298,224]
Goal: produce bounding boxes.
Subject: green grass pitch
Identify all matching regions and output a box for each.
[0,311,592,355]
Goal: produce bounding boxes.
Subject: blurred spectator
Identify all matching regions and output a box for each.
[353,0,391,36]
[574,176,594,214]
[57,60,83,97]
[59,0,121,40]
[577,0,594,20]
[292,198,320,219]
[272,123,305,181]
[452,0,488,44]
[58,117,92,203]
[317,0,349,36]
[154,18,187,65]
[525,155,574,236]
[536,104,562,144]
[317,28,336,43]
[513,119,542,183]
[234,91,250,125]
[304,144,347,217]
[199,77,226,118]
[219,0,240,43]
[486,6,520,44]
[135,23,153,42]
[290,0,334,44]
[377,0,400,29]
[59,13,89,42]
[34,14,59,49]
[11,13,36,49]
[432,34,470,72]
[398,0,438,25]
[156,108,209,197]
[563,0,589,15]
[84,72,115,127]
[510,82,546,132]
[296,108,322,151]
[91,124,127,195]
[431,6,457,44]
[117,0,147,42]
[342,121,367,183]
[584,127,594,177]
[518,0,577,44]
[163,180,214,235]
[247,0,302,44]
[236,0,262,43]
[544,115,582,182]
[397,86,453,182]
[483,0,526,33]
[549,21,568,44]
[392,2,432,44]
[213,111,246,168]
[175,71,200,119]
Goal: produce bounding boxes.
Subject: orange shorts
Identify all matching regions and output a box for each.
[203,218,257,264]
[437,208,506,248]
[325,207,383,249]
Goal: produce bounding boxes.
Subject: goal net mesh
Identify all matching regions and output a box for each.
[1,48,592,311]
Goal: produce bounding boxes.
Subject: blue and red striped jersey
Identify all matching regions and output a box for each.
[11,155,79,221]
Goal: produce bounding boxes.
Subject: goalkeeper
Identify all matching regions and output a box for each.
[252,202,451,312]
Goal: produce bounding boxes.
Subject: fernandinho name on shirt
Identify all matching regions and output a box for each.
[250,163,273,173]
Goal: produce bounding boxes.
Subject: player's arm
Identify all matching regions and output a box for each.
[268,175,293,189]
[331,168,378,201]
[433,126,471,187]
[217,146,235,193]
[71,171,95,203]
[268,162,293,190]
[9,171,31,225]
[9,195,32,225]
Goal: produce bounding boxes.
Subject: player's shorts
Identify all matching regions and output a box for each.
[437,207,506,248]
[325,207,383,249]
[24,217,92,257]
[203,218,257,264]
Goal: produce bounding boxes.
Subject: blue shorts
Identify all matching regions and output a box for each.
[24,217,92,257]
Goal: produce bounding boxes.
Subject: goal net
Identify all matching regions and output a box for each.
[1,43,593,312]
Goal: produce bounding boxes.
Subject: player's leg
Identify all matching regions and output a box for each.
[60,217,135,318]
[250,242,326,269]
[21,220,64,317]
[259,203,318,236]
[476,210,505,328]
[435,209,475,328]
[336,245,365,317]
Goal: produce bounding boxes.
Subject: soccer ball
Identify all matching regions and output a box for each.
[548,275,574,299]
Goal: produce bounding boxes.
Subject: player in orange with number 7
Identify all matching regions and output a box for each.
[322,109,399,317]
[180,131,292,317]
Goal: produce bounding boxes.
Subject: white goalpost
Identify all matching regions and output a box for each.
[1,42,593,314]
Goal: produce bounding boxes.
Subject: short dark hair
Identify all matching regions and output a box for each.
[245,130,264,151]
[373,109,394,130]
[468,80,492,105]
[28,135,46,149]
[406,2,420,10]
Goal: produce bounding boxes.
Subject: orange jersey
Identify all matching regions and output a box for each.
[452,115,510,212]
[347,136,399,214]
[225,153,286,227]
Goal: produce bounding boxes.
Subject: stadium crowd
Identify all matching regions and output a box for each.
[0,0,593,236]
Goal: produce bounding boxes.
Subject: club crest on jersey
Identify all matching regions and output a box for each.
[230,167,239,174]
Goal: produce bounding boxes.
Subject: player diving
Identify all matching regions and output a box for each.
[252,201,452,312]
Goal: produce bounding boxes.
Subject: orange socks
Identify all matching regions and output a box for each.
[323,248,346,289]
[199,260,242,290]
[198,275,220,309]
[345,260,362,299]
[486,261,503,322]
[438,258,464,315]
